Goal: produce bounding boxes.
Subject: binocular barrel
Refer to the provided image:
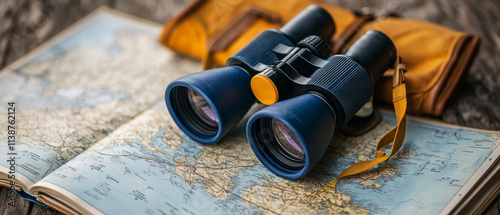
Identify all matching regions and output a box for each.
[247,30,397,179]
[279,5,336,44]
[344,30,397,83]
[165,5,335,144]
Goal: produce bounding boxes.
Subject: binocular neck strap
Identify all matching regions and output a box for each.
[335,57,407,185]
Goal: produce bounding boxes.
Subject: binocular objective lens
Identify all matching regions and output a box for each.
[252,118,305,170]
[170,86,219,137]
[272,119,304,160]
[188,89,218,125]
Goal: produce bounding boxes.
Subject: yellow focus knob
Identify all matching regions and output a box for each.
[251,74,279,105]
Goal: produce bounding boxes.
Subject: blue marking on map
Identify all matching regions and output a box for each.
[148,129,167,149]
[174,135,203,160]
[67,132,78,138]
[229,165,275,194]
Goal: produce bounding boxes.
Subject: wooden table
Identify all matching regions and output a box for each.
[0,0,499,214]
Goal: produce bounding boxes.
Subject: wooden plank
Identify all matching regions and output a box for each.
[1,0,108,69]
[0,186,62,215]
[0,186,32,215]
[486,200,500,215]
[108,0,191,23]
[30,204,63,215]
[0,0,26,68]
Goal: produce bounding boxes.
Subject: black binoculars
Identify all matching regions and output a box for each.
[165,5,396,179]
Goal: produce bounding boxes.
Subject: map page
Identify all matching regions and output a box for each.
[34,102,500,215]
[0,8,199,188]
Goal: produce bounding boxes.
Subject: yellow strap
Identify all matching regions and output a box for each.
[202,50,215,70]
[336,58,407,183]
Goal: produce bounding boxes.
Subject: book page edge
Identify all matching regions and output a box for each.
[440,144,500,214]
[31,181,104,215]
[0,165,34,191]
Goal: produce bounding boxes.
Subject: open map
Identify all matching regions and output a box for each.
[36,102,500,214]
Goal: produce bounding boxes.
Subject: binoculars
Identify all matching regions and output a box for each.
[165,5,397,179]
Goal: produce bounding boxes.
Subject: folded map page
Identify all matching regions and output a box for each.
[0,8,200,191]
[1,7,500,215]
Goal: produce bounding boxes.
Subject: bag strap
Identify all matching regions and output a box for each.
[160,0,206,47]
[203,6,283,70]
[336,57,407,184]
[331,13,373,54]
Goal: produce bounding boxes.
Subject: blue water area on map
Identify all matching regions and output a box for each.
[40,128,270,214]
[337,113,496,214]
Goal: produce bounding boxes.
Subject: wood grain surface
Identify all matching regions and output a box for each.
[0,0,499,214]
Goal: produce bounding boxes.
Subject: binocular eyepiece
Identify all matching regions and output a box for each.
[165,5,397,179]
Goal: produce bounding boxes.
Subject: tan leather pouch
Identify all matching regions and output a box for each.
[342,17,480,116]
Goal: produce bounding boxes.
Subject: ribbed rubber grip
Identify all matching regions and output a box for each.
[226,30,294,75]
[307,55,373,127]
